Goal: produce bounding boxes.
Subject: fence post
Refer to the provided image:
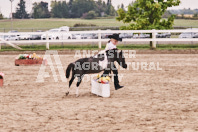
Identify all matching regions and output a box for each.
[46,31,49,50]
[98,29,101,49]
[152,29,156,49]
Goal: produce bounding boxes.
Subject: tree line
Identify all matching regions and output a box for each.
[2,0,190,21]
[11,0,119,19]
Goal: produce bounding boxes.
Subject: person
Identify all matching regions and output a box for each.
[105,33,122,50]
[102,34,124,90]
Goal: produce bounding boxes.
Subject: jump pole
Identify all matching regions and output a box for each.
[0,38,22,50]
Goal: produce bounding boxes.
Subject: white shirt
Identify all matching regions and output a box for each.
[105,41,117,50]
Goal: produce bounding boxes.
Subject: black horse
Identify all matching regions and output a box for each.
[65,49,127,97]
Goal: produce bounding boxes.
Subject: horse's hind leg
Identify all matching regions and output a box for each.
[66,73,75,96]
[69,74,75,87]
[75,75,84,97]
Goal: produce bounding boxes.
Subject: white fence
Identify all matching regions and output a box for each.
[1,29,198,50]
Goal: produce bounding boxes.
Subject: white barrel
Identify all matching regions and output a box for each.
[91,79,110,97]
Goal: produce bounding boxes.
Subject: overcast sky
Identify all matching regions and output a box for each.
[0,0,198,18]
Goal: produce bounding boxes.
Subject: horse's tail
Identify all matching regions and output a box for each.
[66,63,74,78]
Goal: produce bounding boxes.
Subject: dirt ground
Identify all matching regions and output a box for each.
[0,52,198,131]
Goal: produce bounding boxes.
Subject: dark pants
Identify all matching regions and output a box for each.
[102,64,119,89]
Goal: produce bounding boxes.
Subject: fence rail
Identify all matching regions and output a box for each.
[1,26,198,32]
[1,29,198,50]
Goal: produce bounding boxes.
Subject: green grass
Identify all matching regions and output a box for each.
[1,18,198,32]
[1,44,198,51]
[0,18,129,32]
[174,19,198,28]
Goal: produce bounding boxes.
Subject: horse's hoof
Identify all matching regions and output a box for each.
[66,92,69,96]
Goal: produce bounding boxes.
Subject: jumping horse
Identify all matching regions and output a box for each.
[65,49,127,97]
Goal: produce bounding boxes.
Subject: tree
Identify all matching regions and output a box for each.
[117,0,180,30]
[162,10,172,18]
[0,12,3,19]
[68,0,73,17]
[14,0,28,19]
[51,1,62,18]
[128,1,135,6]
[61,1,69,18]
[51,1,69,18]
[117,0,180,48]
[82,10,97,19]
[94,0,104,17]
[106,0,111,15]
[193,13,198,18]
[105,0,116,16]
[121,3,125,12]
[71,0,95,18]
[181,13,184,19]
[32,2,50,18]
